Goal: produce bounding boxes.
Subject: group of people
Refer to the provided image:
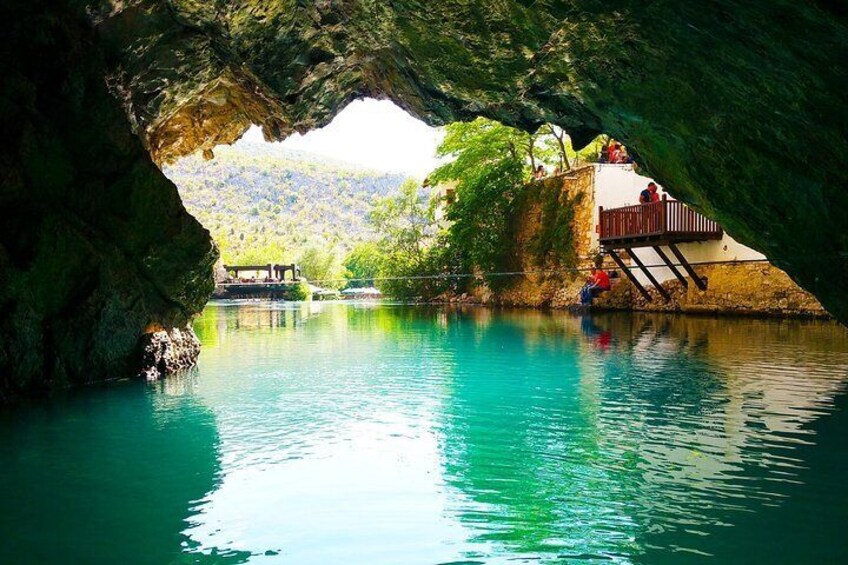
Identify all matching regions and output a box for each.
[639,181,660,204]
[529,139,634,181]
[579,266,611,305]
[598,140,634,164]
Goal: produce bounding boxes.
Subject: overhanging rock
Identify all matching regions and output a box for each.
[1,0,847,397]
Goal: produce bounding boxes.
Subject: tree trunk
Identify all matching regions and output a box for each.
[527,136,537,172]
[548,125,571,171]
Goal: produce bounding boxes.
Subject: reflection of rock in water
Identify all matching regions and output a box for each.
[437,310,848,559]
[0,381,220,564]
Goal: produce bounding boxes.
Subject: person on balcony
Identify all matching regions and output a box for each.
[580,267,611,305]
[639,182,660,204]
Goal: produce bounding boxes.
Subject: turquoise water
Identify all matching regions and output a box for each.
[2,303,848,564]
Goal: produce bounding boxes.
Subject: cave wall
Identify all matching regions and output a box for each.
[0,0,216,399]
[2,0,847,396]
[95,0,846,317]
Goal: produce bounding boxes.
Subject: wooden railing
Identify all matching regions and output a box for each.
[599,196,722,243]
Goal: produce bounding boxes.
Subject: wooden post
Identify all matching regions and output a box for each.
[626,249,671,302]
[598,206,604,240]
[607,249,652,302]
[668,243,708,290]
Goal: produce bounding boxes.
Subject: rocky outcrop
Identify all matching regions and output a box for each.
[92,0,847,319]
[456,262,829,319]
[138,326,202,381]
[3,0,848,396]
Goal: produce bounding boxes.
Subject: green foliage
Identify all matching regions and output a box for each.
[343,242,383,287]
[368,179,436,256]
[444,158,526,288]
[298,247,346,290]
[430,119,529,289]
[288,281,312,301]
[363,179,446,299]
[577,135,611,163]
[526,184,584,268]
[162,142,409,266]
[430,118,530,184]
[366,117,593,295]
[229,241,287,266]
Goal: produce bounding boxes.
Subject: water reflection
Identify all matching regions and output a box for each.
[2,304,846,564]
[0,375,221,564]
[440,311,848,562]
[185,304,848,563]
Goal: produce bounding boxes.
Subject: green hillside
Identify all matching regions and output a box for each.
[163,142,410,266]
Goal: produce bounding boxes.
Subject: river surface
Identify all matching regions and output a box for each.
[2,302,848,564]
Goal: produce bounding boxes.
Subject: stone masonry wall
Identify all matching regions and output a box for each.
[592,262,829,318]
[480,167,596,308]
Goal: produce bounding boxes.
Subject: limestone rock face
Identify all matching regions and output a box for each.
[3,0,848,396]
[94,0,847,320]
[138,326,202,381]
[0,0,216,400]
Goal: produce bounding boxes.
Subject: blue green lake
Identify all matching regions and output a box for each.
[2,302,848,564]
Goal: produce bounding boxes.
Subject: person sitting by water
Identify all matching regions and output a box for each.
[639,182,660,204]
[580,267,611,305]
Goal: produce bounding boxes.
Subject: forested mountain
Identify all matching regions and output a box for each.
[163,141,409,265]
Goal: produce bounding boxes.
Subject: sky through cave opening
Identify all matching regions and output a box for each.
[161,97,618,292]
[162,98,442,274]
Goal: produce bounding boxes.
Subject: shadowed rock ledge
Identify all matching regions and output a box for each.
[2,0,847,398]
[0,0,216,400]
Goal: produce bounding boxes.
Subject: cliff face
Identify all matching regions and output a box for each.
[3,0,848,396]
[0,1,216,399]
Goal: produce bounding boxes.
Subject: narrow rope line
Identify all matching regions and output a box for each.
[252,257,779,286]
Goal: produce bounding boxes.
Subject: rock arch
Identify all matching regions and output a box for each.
[2,0,847,397]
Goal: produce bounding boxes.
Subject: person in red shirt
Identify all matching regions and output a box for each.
[580,267,611,305]
[607,140,618,163]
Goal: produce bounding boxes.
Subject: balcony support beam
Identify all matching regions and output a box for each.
[668,243,708,290]
[626,249,671,302]
[652,246,688,288]
[607,249,652,302]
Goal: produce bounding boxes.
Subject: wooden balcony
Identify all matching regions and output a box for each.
[599,196,722,248]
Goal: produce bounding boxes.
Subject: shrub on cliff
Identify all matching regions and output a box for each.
[288,281,312,302]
